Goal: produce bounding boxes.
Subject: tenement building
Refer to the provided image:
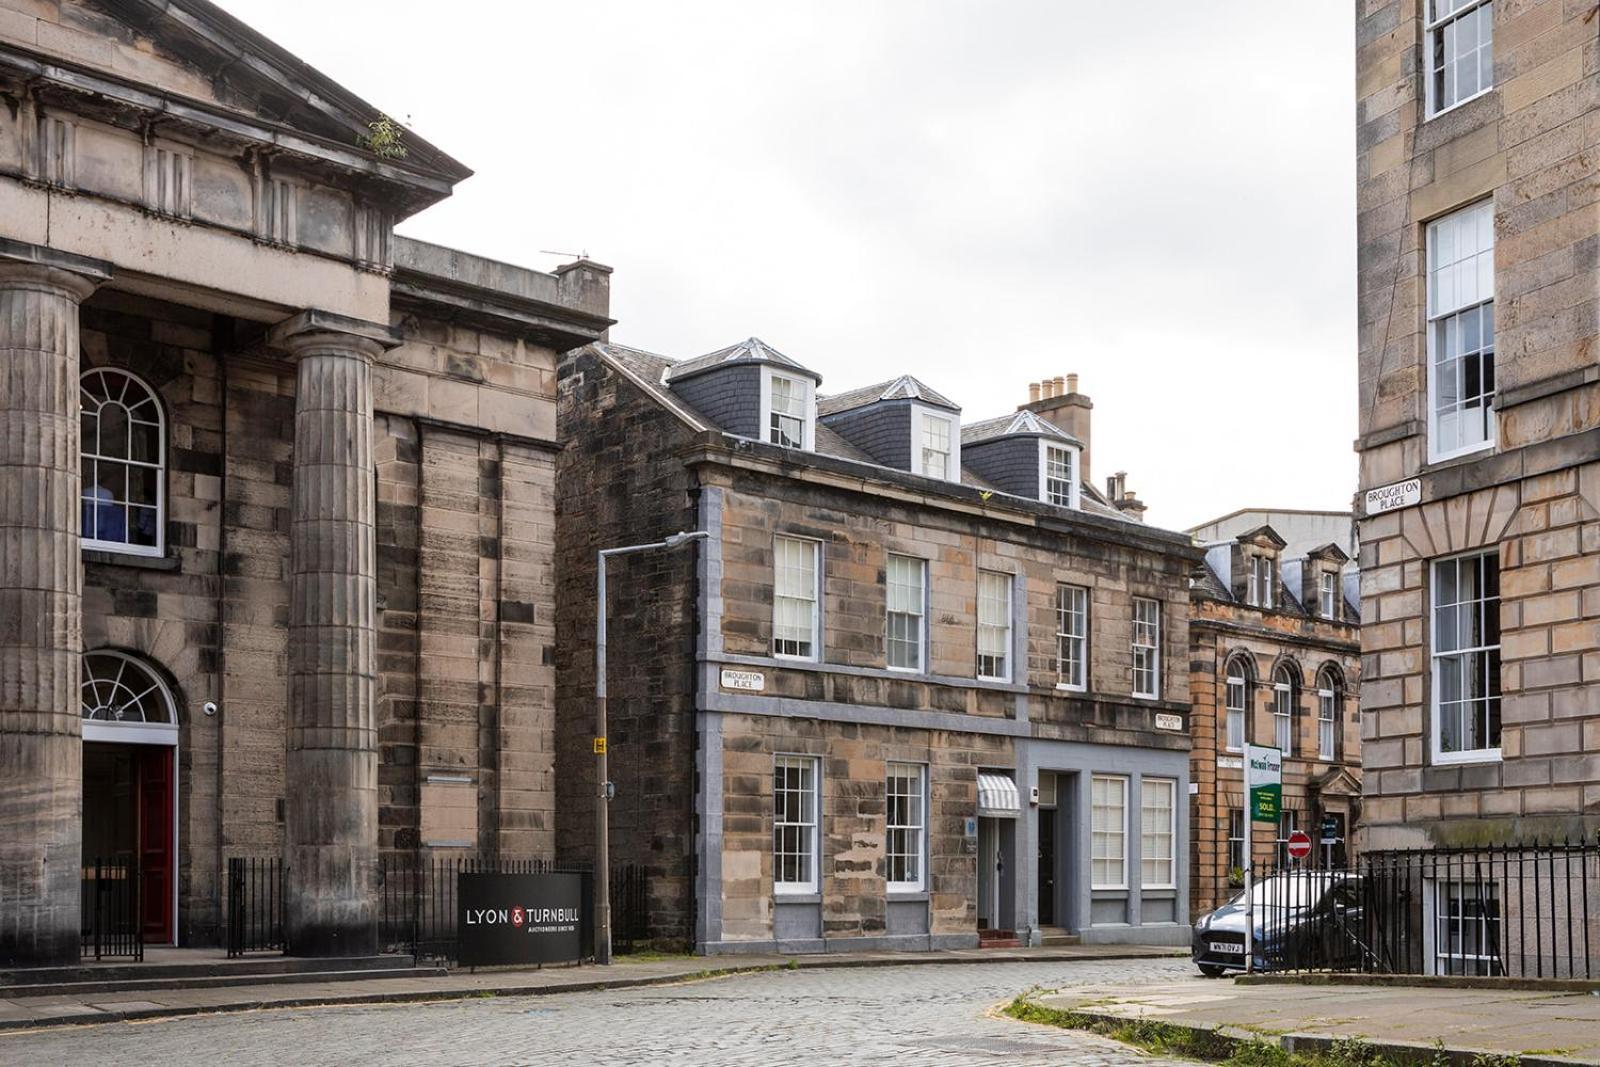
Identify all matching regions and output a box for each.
[556,353,1201,954]
[1186,510,1362,918]
[0,0,609,965]
[1354,1,1599,971]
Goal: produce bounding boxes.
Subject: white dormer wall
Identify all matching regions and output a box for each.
[759,365,816,452]
[1281,558,1304,608]
[909,402,961,482]
[1205,543,1232,592]
[1037,438,1081,509]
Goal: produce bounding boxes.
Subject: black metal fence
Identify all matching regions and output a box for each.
[81,855,142,961]
[380,855,645,964]
[226,856,287,958]
[1249,839,1599,978]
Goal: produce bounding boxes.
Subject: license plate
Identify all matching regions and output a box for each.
[1209,942,1243,954]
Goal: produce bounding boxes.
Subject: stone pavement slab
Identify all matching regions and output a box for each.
[0,943,1182,1031]
[1036,975,1600,1065]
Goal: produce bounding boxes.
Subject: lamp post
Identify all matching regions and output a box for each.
[594,529,709,964]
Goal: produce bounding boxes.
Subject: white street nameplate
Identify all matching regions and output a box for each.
[720,668,765,692]
[1155,713,1183,731]
[1365,478,1421,515]
[1217,756,1244,770]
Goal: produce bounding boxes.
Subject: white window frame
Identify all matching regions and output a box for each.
[1055,583,1088,692]
[1140,777,1177,890]
[885,554,927,673]
[1226,809,1245,873]
[1424,0,1494,119]
[1424,877,1503,976]
[1248,555,1274,609]
[1225,668,1247,753]
[1430,549,1502,765]
[773,754,820,895]
[1319,571,1338,618]
[80,367,167,558]
[1090,774,1128,890]
[911,404,960,482]
[1426,200,1496,462]
[1273,667,1295,756]
[1039,441,1080,509]
[977,570,1013,682]
[1318,680,1337,761]
[772,535,821,661]
[760,367,815,452]
[1274,809,1299,868]
[885,761,927,893]
[1131,597,1160,699]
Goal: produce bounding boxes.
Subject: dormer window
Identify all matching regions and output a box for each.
[1248,555,1274,608]
[1319,571,1338,618]
[920,415,951,479]
[762,369,814,451]
[1041,442,1078,508]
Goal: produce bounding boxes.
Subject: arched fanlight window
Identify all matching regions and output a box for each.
[80,367,166,556]
[81,650,178,740]
[1272,664,1297,756]
[1316,665,1343,762]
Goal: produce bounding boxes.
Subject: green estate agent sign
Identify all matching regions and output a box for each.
[1246,744,1283,822]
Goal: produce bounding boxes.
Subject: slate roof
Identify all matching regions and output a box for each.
[664,337,821,383]
[588,341,1140,526]
[818,375,959,417]
[960,409,1081,446]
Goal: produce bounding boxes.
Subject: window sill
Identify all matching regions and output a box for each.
[83,549,180,572]
[1425,439,1496,469]
[1424,86,1494,123]
[1054,683,1086,693]
[1431,750,1502,767]
[773,890,822,904]
[886,890,928,902]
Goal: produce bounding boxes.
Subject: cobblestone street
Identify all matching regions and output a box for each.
[0,957,1198,1066]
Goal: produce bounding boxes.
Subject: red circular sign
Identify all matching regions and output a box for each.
[1286,830,1313,860]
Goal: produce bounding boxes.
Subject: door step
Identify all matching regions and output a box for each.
[0,955,440,997]
[978,929,1022,949]
[1038,926,1080,947]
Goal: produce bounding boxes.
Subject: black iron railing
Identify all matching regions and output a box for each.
[379,855,602,963]
[610,863,650,955]
[81,855,142,961]
[1248,838,1598,978]
[226,856,287,957]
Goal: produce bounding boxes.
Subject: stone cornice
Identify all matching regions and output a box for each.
[1189,614,1361,656]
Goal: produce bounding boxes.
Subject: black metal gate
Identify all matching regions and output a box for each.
[81,855,142,961]
[226,856,287,957]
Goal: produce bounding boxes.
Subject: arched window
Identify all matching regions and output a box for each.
[1223,654,1254,753]
[80,649,178,742]
[81,368,165,556]
[1316,666,1343,761]
[1272,664,1297,756]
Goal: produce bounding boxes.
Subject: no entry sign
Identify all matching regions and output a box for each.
[1286,830,1312,861]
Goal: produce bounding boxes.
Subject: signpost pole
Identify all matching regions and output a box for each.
[1243,808,1253,974]
[595,553,611,966]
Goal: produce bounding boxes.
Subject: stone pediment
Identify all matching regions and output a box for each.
[1310,765,1362,797]
[0,0,469,216]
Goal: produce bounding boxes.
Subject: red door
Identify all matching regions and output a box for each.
[137,747,174,943]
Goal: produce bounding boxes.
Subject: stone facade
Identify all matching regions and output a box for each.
[1186,516,1363,918]
[0,0,609,964]
[1354,0,1600,849]
[557,346,1200,954]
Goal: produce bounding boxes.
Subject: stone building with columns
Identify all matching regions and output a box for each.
[0,0,608,966]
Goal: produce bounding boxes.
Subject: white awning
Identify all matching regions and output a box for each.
[977,772,1021,818]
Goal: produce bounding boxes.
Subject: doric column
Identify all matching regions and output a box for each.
[0,245,108,967]
[271,310,396,957]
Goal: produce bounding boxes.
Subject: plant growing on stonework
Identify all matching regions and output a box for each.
[359,113,408,160]
[1229,866,1246,888]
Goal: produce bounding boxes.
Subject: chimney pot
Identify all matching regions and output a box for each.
[1028,382,1041,403]
[1052,376,1066,396]
[1066,373,1079,394]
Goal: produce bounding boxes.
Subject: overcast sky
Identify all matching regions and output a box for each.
[221,1,1356,531]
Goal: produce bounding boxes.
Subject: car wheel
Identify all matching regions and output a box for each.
[1197,964,1228,978]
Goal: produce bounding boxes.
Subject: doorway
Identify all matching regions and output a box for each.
[1037,808,1056,926]
[83,743,175,944]
[976,817,1015,932]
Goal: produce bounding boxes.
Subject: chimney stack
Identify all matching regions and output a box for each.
[1018,372,1093,485]
[1106,471,1147,523]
